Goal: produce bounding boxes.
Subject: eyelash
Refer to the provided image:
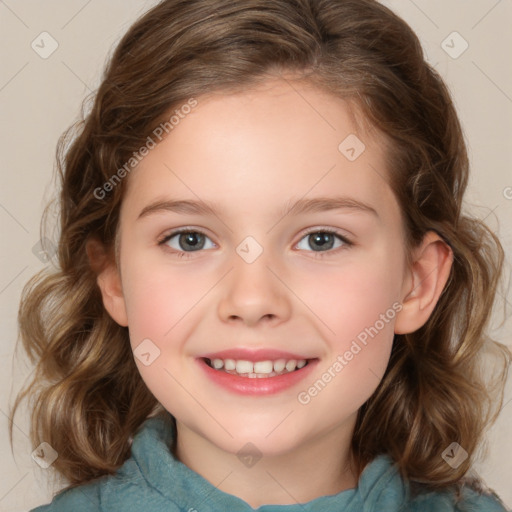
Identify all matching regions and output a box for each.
[157,227,353,259]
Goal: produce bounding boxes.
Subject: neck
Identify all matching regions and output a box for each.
[174,419,359,508]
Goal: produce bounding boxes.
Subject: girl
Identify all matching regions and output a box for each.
[11,0,511,510]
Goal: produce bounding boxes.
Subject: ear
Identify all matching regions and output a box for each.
[394,231,453,334]
[86,238,128,327]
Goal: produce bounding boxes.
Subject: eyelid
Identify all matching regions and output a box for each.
[298,226,352,242]
[157,226,214,245]
[294,226,354,253]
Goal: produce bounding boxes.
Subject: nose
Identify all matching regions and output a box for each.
[217,249,292,327]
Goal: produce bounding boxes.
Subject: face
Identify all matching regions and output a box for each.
[108,79,413,459]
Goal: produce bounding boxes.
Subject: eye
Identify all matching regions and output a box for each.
[158,227,352,258]
[159,229,215,255]
[296,229,352,254]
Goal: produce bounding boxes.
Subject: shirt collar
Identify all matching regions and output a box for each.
[130,413,408,511]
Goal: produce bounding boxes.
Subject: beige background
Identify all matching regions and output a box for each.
[1,1,511,510]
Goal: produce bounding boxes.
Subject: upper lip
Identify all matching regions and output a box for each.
[200,348,315,362]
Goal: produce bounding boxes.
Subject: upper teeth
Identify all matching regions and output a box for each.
[209,358,307,375]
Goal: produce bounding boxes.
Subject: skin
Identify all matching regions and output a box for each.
[96,78,453,507]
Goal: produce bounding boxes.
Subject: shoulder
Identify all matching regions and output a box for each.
[357,455,509,512]
[408,485,510,512]
[30,480,103,511]
[29,459,142,511]
[30,416,172,512]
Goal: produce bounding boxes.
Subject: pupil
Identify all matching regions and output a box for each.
[310,232,334,251]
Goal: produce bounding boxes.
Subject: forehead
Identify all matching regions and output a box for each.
[122,78,398,226]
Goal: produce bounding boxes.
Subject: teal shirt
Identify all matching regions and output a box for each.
[32,415,509,512]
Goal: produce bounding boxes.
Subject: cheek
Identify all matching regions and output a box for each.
[119,256,206,412]
[295,265,399,413]
[120,252,213,346]
[294,245,402,398]
[302,248,402,339]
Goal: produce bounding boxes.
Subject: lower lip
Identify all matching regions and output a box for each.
[196,358,318,395]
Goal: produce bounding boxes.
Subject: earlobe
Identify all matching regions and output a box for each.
[394,231,453,335]
[86,238,129,327]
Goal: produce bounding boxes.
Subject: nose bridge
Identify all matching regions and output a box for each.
[217,235,291,326]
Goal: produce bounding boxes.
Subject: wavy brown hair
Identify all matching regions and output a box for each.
[11,0,510,496]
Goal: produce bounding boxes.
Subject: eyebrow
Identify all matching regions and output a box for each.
[137,196,379,220]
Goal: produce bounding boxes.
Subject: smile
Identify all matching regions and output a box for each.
[197,351,319,395]
[204,357,308,378]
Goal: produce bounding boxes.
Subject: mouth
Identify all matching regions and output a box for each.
[197,352,319,395]
[202,357,312,378]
